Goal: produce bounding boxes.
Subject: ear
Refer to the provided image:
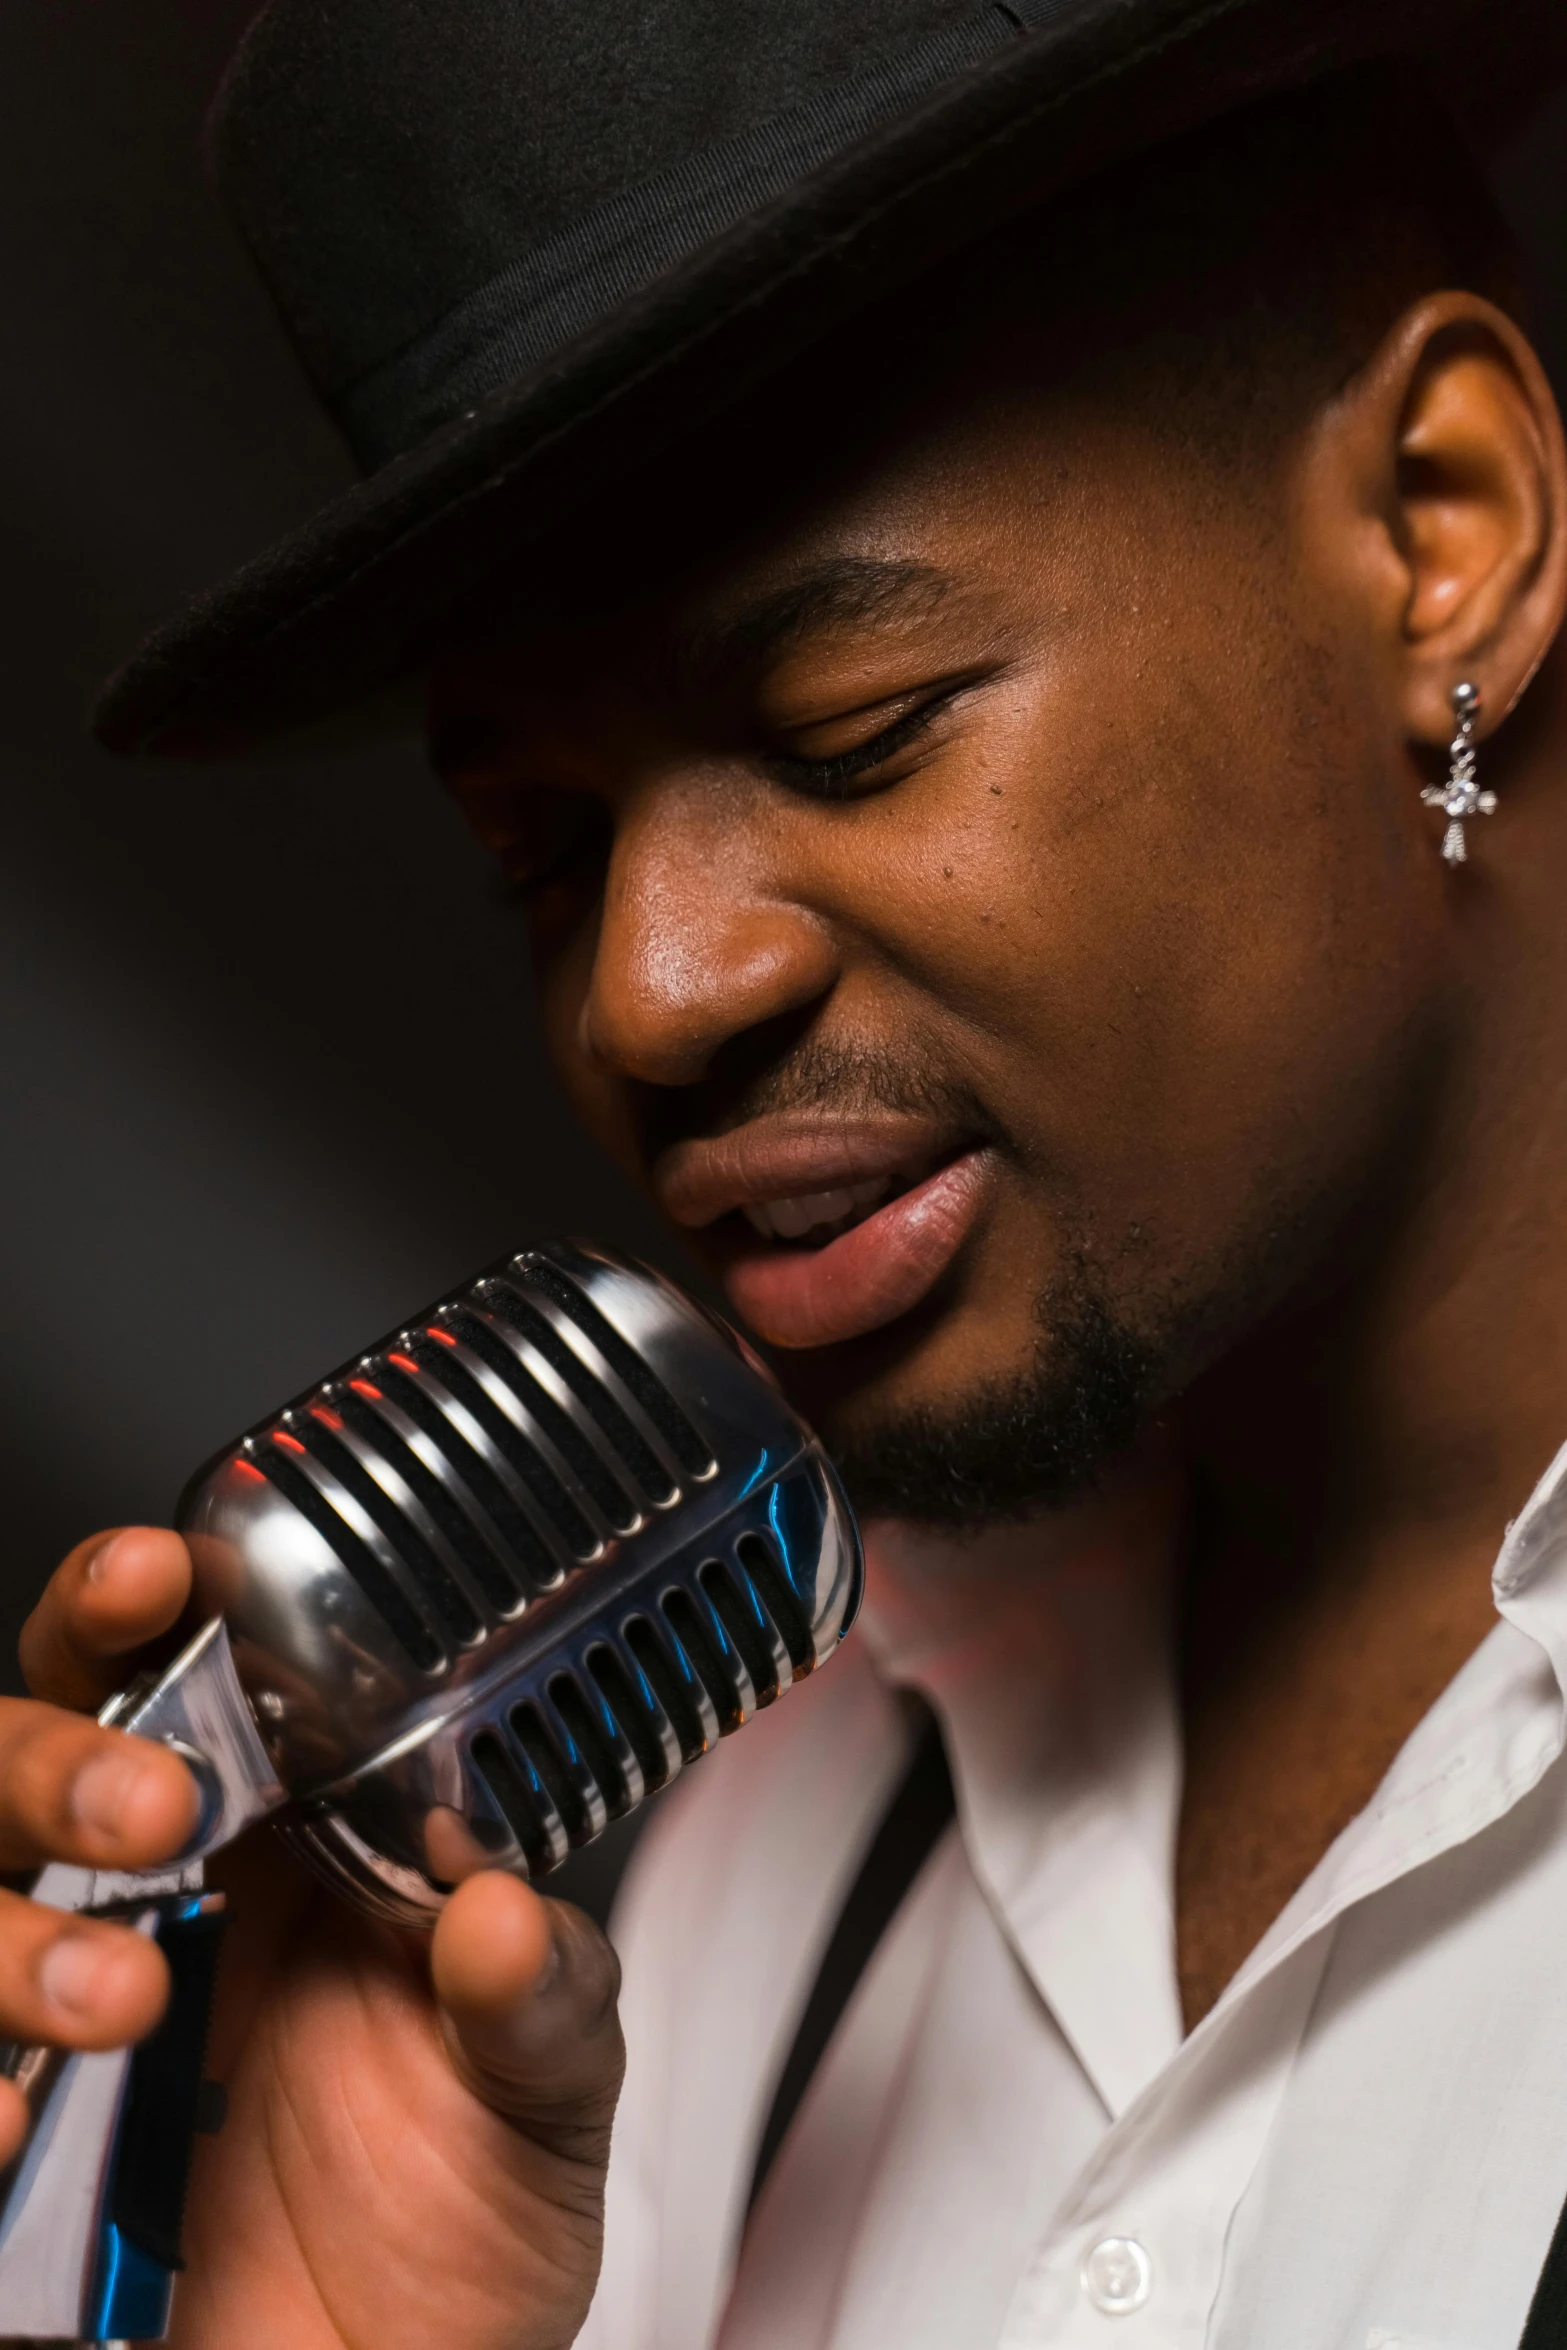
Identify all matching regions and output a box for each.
[1313,292,1567,748]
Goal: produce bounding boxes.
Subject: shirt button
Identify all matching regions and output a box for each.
[1082,2236,1153,2315]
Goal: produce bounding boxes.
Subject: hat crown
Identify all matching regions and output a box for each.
[214,0,996,455]
[101,0,1562,758]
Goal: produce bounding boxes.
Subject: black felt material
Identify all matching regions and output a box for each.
[217,0,983,398]
[91,0,1567,755]
[336,6,1019,467]
[746,1707,956,2215]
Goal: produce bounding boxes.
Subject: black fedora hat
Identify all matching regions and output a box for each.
[93,0,1566,757]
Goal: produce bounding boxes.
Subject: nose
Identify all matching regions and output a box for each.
[581,783,838,1087]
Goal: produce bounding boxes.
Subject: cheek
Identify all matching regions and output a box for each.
[529,902,589,1064]
[839,615,1443,1245]
[529,910,641,1174]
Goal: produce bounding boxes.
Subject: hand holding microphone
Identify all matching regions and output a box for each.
[4,1533,624,2350]
[0,1245,861,2348]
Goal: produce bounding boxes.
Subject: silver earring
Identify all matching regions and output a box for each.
[1421,681,1494,866]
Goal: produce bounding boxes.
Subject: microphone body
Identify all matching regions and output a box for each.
[0,1242,861,2342]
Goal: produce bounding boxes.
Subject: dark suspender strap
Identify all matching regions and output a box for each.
[746,1705,956,2215]
[1520,2196,1567,2348]
[743,1712,1567,2328]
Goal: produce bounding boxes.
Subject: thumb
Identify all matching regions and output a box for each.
[431,1873,625,2167]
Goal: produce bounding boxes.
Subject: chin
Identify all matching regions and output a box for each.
[770,1232,1216,1529]
[769,1281,1003,1438]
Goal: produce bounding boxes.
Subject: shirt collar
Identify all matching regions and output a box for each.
[1219,1428,1567,2010]
[853,1432,1567,2117]
[857,1474,1186,2117]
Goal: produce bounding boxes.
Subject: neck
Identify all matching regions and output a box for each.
[1170,637,1567,2026]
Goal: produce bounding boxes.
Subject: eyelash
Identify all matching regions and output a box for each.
[770,691,954,799]
[488,685,961,898]
[491,790,612,904]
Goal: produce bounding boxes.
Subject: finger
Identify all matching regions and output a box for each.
[0,1702,200,1874]
[0,1884,171,2050]
[431,1875,624,2163]
[0,2075,25,2169]
[19,1527,192,1711]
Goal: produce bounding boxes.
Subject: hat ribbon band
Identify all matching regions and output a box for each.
[334,0,1080,472]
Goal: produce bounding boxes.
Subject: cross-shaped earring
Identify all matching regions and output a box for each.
[1421,681,1495,866]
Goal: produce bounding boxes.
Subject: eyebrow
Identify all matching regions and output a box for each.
[654,557,962,695]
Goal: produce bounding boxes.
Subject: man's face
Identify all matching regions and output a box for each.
[433,315,1454,1521]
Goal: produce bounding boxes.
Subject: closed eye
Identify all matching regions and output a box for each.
[767,687,962,801]
[468,785,611,901]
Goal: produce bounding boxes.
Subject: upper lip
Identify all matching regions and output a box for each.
[654,1114,970,1230]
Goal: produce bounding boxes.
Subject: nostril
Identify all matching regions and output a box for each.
[582,904,838,1092]
[579,982,726,1089]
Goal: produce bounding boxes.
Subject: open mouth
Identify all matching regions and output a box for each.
[655,1118,991,1350]
[739,1170,924,1249]
[719,1150,988,1350]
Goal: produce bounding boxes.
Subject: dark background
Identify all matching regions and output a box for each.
[1,7,1565,1707]
[0,1,678,1704]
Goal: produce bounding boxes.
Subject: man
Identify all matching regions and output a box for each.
[5,0,1567,2342]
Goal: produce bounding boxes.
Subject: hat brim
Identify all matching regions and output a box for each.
[94,0,1560,756]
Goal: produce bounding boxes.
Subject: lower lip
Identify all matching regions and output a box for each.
[721,1151,990,1349]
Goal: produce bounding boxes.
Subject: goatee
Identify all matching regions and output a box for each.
[828,1266,1163,1529]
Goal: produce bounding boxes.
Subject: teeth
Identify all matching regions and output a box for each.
[778,1188,854,1239]
[742,1179,893,1244]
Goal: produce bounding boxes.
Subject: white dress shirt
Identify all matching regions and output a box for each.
[578,1439,1567,2350]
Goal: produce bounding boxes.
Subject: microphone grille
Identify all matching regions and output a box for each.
[239,1250,716,1672]
[179,1242,860,1919]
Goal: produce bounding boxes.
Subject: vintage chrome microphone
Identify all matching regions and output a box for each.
[0,1240,861,2343]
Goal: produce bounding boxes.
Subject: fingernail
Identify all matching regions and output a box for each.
[71,1749,147,1839]
[527,1926,561,2000]
[85,1533,126,1586]
[38,1933,113,2017]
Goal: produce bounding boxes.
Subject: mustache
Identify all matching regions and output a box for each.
[640,1035,999,1152]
